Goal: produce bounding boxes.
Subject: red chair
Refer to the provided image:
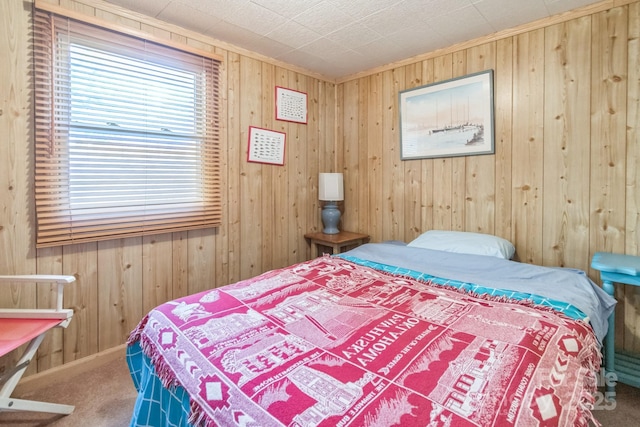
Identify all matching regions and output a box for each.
[0,275,76,415]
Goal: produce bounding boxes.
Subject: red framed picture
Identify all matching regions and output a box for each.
[247,126,286,166]
[275,86,307,124]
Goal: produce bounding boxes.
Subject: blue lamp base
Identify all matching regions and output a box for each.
[321,202,341,234]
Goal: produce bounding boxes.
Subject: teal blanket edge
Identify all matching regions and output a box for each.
[337,254,588,322]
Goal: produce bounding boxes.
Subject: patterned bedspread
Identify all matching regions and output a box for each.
[128,255,601,427]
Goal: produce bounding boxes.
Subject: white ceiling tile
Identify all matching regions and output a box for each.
[315,62,353,77]
[217,3,289,36]
[387,25,449,58]
[426,5,494,44]
[250,0,324,19]
[474,0,549,31]
[183,0,249,13]
[292,1,354,36]
[417,0,473,17]
[265,21,322,50]
[275,49,327,71]
[103,0,171,18]
[205,20,268,49]
[300,37,350,59]
[325,23,381,49]
[353,38,402,63]
[327,0,403,20]
[360,1,435,37]
[238,36,293,59]
[156,1,220,34]
[104,0,602,79]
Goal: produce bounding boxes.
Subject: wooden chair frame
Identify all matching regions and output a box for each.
[0,275,76,415]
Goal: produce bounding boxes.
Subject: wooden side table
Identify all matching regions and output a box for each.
[591,252,640,391]
[304,231,369,258]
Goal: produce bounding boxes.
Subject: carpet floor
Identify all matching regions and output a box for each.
[0,353,136,427]
[0,352,638,426]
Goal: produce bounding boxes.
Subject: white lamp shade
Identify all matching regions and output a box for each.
[318,173,344,201]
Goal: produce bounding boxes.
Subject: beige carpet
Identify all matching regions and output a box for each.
[1,350,639,426]
[591,382,640,426]
[0,353,136,427]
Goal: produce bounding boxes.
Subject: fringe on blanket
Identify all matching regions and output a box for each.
[578,341,603,427]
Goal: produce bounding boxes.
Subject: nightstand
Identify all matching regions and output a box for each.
[591,252,640,391]
[304,231,369,258]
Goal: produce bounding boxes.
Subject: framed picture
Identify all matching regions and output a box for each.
[275,86,307,124]
[247,126,286,166]
[399,69,494,160]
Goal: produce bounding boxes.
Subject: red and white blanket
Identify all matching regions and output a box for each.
[129,255,600,426]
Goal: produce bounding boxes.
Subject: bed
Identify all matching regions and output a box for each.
[127,232,616,427]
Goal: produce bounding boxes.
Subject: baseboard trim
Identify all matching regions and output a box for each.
[14,344,128,395]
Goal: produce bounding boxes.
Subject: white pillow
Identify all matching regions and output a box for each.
[407,230,515,259]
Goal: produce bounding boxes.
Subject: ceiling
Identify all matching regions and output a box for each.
[104,0,601,80]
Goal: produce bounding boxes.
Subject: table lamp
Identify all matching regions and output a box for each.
[318,173,343,234]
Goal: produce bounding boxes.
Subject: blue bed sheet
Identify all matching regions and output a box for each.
[339,243,616,343]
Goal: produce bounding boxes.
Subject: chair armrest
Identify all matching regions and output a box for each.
[0,275,76,284]
[0,275,76,312]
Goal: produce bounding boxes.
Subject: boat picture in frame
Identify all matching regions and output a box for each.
[399,69,494,160]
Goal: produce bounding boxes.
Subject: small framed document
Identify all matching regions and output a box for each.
[275,86,307,124]
[247,126,286,166]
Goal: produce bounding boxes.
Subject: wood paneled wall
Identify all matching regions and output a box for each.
[338,1,640,353]
[0,0,334,376]
[2,0,640,378]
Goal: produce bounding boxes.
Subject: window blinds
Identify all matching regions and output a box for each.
[33,9,222,247]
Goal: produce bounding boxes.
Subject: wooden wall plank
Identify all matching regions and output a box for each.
[590,7,629,350]
[432,55,454,231]
[451,51,467,232]
[142,234,172,313]
[35,248,64,373]
[626,0,640,352]
[239,56,263,279]
[356,78,370,235]
[62,242,98,362]
[314,77,335,238]
[226,51,242,285]
[97,238,142,352]
[419,59,436,235]
[494,38,514,248]
[465,43,497,235]
[402,62,424,241]
[214,47,230,286]
[367,73,384,240]
[187,229,216,295]
[342,79,360,234]
[543,17,592,270]
[272,68,290,267]
[628,2,640,257]
[590,7,628,258]
[261,63,276,270]
[0,0,38,377]
[289,70,308,266]
[171,231,188,298]
[381,68,404,241]
[306,76,321,242]
[511,29,545,265]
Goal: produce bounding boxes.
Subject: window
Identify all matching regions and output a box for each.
[33,9,222,247]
